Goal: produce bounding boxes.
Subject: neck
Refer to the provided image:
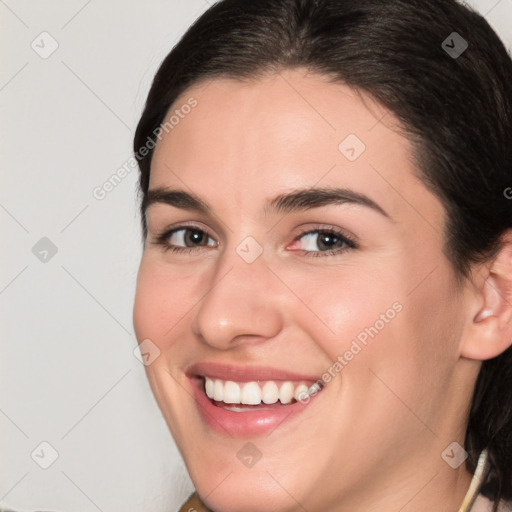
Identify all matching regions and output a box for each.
[318,446,476,512]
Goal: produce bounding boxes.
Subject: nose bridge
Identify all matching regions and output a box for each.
[190,238,283,348]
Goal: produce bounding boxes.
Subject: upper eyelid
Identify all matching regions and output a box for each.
[160,223,217,241]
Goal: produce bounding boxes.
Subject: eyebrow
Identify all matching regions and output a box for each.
[143,186,392,220]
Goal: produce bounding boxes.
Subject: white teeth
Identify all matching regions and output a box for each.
[261,381,279,404]
[241,382,262,405]
[294,384,309,402]
[279,381,294,404]
[203,377,323,405]
[213,379,223,401]
[205,378,215,399]
[223,380,241,404]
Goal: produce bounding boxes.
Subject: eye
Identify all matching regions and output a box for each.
[289,227,357,257]
[152,224,357,257]
[154,225,217,253]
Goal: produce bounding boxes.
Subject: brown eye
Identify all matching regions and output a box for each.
[155,226,217,253]
[181,229,210,247]
[290,228,357,257]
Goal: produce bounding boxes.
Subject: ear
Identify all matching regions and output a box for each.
[461,230,512,361]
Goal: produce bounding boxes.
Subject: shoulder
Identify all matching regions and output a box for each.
[178,491,213,512]
[472,494,512,512]
[497,498,512,512]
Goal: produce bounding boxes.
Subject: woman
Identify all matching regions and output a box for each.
[132,0,512,511]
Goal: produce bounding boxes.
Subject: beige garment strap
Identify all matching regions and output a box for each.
[459,448,492,512]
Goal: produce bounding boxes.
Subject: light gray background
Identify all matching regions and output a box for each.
[1,1,511,511]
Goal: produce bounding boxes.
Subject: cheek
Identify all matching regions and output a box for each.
[285,266,399,362]
[133,258,194,348]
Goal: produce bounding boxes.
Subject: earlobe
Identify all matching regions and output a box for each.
[461,231,512,361]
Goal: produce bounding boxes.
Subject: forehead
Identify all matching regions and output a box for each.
[151,69,394,173]
[148,69,444,228]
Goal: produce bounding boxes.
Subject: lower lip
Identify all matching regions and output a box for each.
[189,376,319,437]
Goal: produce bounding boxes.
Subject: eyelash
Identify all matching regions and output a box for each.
[153,224,358,258]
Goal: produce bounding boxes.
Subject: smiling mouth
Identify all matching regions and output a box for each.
[202,375,324,410]
[186,363,327,436]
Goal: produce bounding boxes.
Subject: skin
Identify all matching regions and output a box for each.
[133,68,512,512]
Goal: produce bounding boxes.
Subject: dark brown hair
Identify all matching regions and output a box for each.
[134,0,512,508]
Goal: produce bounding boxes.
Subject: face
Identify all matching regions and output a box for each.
[133,69,476,512]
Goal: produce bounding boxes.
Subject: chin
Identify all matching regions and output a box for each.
[193,471,301,512]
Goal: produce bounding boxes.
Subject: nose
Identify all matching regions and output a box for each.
[190,245,284,350]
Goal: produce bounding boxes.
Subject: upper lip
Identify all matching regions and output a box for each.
[186,362,321,383]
